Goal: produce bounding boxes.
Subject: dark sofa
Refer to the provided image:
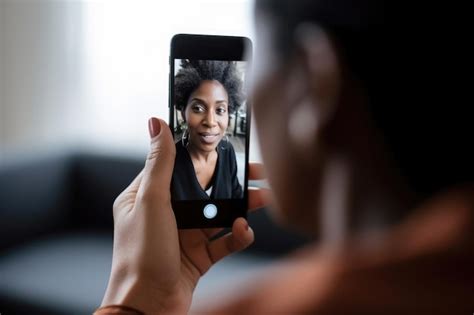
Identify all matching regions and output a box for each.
[0,152,308,314]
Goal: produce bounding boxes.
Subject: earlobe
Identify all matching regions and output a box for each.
[288,98,320,149]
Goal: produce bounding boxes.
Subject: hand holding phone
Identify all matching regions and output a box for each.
[101,33,266,314]
[102,118,264,314]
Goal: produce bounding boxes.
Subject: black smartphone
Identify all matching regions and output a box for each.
[169,34,252,229]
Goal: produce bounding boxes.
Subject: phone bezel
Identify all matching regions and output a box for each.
[169,34,252,229]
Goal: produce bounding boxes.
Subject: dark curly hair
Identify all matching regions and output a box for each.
[174,60,244,115]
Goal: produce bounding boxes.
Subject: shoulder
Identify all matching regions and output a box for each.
[196,247,338,314]
[174,140,188,158]
[175,140,185,151]
[198,190,474,313]
[217,141,238,171]
[173,140,191,169]
[218,140,237,158]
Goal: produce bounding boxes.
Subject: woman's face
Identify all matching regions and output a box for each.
[184,80,229,153]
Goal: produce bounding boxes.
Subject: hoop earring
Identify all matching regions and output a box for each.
[181,127,189,147]
[220,134,229,150]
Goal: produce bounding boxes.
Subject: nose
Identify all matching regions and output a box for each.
[203,111,217,127]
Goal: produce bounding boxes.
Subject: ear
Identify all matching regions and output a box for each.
[294,23,341,125]
[285,23,342,150]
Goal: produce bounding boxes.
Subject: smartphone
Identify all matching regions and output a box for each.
[169,34,252,229]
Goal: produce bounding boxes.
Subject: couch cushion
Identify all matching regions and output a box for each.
[0,155,72,251]
[69,154,144,229]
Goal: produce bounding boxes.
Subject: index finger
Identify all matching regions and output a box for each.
[249,162,266,180]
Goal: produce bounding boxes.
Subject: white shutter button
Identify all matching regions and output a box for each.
[203,204,218,219]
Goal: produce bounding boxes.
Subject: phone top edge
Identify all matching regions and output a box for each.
[170,33,252,61]
[171,33,251,41]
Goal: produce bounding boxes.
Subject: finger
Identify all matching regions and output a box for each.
[178,227,224,247]
[201,227,225,240]
[249,162,266,180]
[137,118,176,208]
[206,217,254,264]
[248,187,271,212]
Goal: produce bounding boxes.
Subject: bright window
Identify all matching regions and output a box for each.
[82,0,257,158]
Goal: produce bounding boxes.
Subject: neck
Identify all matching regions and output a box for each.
[350,152,416,239]
[319,84,417,246]
[187,143,215,163]
[318,148,416,249]
[349,103,417,237]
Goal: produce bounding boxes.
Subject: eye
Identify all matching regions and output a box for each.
[191,103,205,113]
[216,106,227,115]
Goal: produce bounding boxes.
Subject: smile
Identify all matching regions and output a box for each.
[198,132,220,144]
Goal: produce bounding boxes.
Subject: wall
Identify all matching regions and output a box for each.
[0,0,84,163]
[1,1,6,161]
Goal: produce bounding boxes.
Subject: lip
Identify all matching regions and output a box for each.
[198,132,220,144]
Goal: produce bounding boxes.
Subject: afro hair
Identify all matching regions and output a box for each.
[174,60,244,114]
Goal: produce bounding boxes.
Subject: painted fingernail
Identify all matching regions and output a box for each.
[148,118,161,138]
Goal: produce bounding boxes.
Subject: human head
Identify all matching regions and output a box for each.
[175,60,244,115]
[252,0,473,235]
[175,60,244,152]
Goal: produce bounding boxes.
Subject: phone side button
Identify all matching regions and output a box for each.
[203,204,218,219]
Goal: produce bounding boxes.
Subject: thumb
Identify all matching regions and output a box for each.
[137,117,176,206]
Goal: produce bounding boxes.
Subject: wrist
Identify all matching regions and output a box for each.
[102,270,191,314]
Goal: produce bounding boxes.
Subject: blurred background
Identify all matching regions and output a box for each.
[0,0,259,160]
[0,1,308,314]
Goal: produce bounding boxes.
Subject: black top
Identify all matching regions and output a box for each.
[171,140,243,200]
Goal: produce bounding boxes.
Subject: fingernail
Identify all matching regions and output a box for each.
[245,223,249,231]
[148,118,161,138]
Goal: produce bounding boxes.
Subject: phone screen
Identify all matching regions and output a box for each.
[169,35,251,228]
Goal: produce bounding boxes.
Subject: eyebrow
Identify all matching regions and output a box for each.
[190,97,228,105]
